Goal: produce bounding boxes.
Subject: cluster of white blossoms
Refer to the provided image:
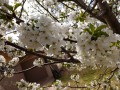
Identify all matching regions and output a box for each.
[17,79,69,90]
[0,36,25,58]
[8,57,19,66]
[0,55,19,77]
[53,80,63,90]
[63,62,82,71]
[43,0,57,8]
[0,20,16,36]
[4,68,15,77]
[70,74,80,82]
[16,79,41,90]
[76,24,120,67]
[0,55,6,66]
[33,58,44,67]
[17,15,68,56]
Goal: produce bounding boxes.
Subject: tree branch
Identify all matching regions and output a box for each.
[108,67,119,80]
[97,1,120,34]
[35,0,59,22]
[14,61,64,74]
[91,0,98,11]
[58,0,106,23]
[5,41,80,63]
[61,2,75,10]
[19,0,27,18]
[63,38,77,43]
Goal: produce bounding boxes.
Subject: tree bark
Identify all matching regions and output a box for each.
[97,0,120,34]
[58,0,106,23]
[58,0,120,34]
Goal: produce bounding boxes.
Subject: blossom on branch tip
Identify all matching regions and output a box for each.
[33,58,44,67]
[16,79,40,90]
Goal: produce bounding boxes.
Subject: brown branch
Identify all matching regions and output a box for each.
[14,61,64,74]
[14,65,36,74]
[69,0,120,34]
[97,1,120,34]
[61,2,75,10]
[61,47,73,59]
[5,41,80,63]
[73,0,106,23]
[0,9,24,24]
[35,0,59,22]
[58,0,106,23]
[91,0,98,11]
[19,0,27,18]
[61,50,77,54]
[108,67,119,80]
[63,38,77,43]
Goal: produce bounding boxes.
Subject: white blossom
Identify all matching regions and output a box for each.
[76,24,120,67]
[8,57,19,66]
[0,55,6,67]
[33,58,44,67]
[68,11,77,20]
[53,80,63,89]
[17,79,40,90]
[70,74,80,81]
[4,69,15,78]
[17,15,68,56]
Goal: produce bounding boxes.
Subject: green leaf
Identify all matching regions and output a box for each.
[89,23,95,34]
[75,12,86,22]
[60,12,66,18]
[91,31,109,40]
[99,31,109,37]
[83,28,92,34]
[14,3,22,11]
[4,3,13,12]
[0,14,7,19]
[111,40,120,48]
[96,25,107,31]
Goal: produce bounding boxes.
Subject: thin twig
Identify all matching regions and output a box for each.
[35,0,59,22]
[70,0,106,23]
[61,47,73,59]
[0,8,24,24]
[14,61,63,74]
[63,38,77,43]
[61,2,75,10]
[19,0,27,18]
[14,65,36,74]
[108,67,119,80]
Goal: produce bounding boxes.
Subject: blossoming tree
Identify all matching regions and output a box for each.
[0,0,120,89]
